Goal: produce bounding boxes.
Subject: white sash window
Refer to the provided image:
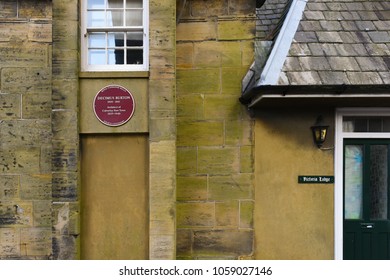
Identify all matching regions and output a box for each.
[81,0,149,71]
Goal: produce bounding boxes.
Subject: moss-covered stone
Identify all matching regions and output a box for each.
[198,147,240,175]
[177,121,224,146]
[177,175,208,201]
[177,202,215,227]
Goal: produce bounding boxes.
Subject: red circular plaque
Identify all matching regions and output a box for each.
[93,85,135,127]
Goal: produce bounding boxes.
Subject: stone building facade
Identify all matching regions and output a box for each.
[1,0,390,260]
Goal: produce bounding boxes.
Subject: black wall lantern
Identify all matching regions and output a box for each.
[311,116,329,148]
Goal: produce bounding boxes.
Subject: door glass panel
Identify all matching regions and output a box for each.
[345,145,364,219]
[370,145,388,220]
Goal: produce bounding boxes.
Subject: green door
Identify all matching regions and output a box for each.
[344,139,390,259]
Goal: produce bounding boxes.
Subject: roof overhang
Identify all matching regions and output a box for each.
[240,84,390,109]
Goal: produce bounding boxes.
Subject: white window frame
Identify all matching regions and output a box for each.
[81,0,149,72]
[334,108,390,260]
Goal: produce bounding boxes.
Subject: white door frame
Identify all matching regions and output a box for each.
[334,108,390,259]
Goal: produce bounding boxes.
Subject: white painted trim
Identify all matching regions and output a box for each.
[257,0,308,86]
[334,108,390,260]
[248,94,390,108]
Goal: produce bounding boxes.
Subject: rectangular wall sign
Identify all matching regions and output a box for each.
[298,176,334,184]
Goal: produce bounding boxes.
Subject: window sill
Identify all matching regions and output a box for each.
[79,71,149,79]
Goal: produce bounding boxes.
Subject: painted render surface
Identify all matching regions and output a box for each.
[254,110,335,259]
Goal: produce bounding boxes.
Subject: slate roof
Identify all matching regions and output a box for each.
[278,0,390,86]
[240,0,390,108]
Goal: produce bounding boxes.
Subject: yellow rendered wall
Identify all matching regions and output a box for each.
[254,110,334,259]
[80,134,149,260]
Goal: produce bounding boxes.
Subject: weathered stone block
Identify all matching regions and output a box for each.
[218,19,255,41]
[177,94,204,120]
[215,201,239,227]
[0,120,51,147]
[0,147,41,173]
[52,172,78,201]
[176,229,192,256]
[0,175,19,200]
[177,147,197,175]
[194,41,222,68]
[52,142,78,172]
[0,228,20,257]
[150,21,175,49]
[149,117,176,141]
[0,202,33,227]
[193,229,253,257]
[239,200,254,228]
[177,202,215,227]
[0,1,17,18]
[28,22,52,43]
[1,67,51,95]
[150,140,176,174]
[52,202,79,235]
[52,49,78,79]
[0,22,28,42]
[20,174,51,200]
[40,144,52,174]
[52,234,78,260]
[221,68,247,94]
[208,174,253,200]
[19,0,52,19]
[52,110,78,142]
[22,92,52,119]
[33,200,52,227]
[149,234,175,260]
[229,0,256,15]
[0,43,48,67]
[52,79,78,109]
[177,121,224,146]
[225,120,253,146]
[240,145,254,173]
[177,21,217,41]
[198,147,240,175]
[176,43,194,69]
[0,94,20,120]
[177,69,221,95]
[20,227,51,257]
[220,41,242,67]
[150,172,175,201]
[149,79,175,111]
[190,0,228,17]
[177,175,208,201]
[204,95,241,120]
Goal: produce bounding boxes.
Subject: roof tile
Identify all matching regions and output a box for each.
[255,0,390,86]
[328,57,361,71]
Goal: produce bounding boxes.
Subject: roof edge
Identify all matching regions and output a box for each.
[257,0,308,86]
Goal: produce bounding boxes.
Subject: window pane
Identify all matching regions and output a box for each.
[89,33,106,48]
[127,32,143,46]
[127,49,143,64]
[345,145,364,220]
[108,10,124,26]
[108,49,125,65]
[343,117,390,133]
[127,0,142,8]
[89,49,106,65]
[126,10,143,26]
[88,11,105,27]
[88,0,105,9]
[108,0,124,8]
[370,145,388,220]
[108,32,124,47]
